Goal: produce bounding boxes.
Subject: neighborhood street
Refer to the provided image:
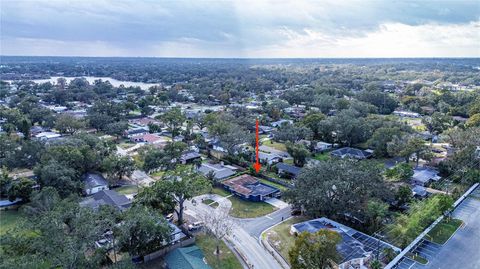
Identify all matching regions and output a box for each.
[184,194,287,269]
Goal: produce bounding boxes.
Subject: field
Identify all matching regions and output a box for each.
[196,234,242,269]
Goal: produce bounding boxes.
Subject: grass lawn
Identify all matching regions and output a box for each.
[258,178,289,192]
[228,196,276,218]
[0,210,25,235]
[313,152,330,161]
[427,218,463,245]
[202,199,219,209]
[265,141,287,152]
[118,142,135,149]
[149,170,165,179]
[211,187,231,197]
[115,185,139,195]
[196,234,242,269]
[283,159,294,165]
[264,216,309,264]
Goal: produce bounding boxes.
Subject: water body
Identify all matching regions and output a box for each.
[8,76,160,90]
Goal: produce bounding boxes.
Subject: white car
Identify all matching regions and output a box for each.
[188,221,204,231]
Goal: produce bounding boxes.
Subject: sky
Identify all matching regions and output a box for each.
[1,0,479,58]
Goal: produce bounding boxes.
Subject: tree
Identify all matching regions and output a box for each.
[422,112,452,135]
[289,230,342,269]
[274,123,312,143]
[286,142,310,167]
[368,127,407,157]
[160,107,186,137]
[105,121,128,139]
[284,160,389,220]
[395,185,412,207]
[385,163,414,181]
[199,207,234,259]
[388,136,432,167]
[301,112,326,140]
[149,165,211,225]
[466,113,480,127]
[7,177,36,202]
[35,161,80,197]
[357,90,398,114]
[55,114,86,134]
[365,199,389,233]
[103,155,135,182]
[118,205,173,258]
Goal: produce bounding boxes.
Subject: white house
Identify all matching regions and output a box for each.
[82,173,109,195]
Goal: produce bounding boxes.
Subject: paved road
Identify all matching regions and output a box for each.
[184,194,286,269]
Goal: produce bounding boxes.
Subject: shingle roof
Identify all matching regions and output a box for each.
[82,173,108,189]
[276,162,301,176]
[330,147,372,159]
[81,190,131,211]
[198,163,235,180]
[165,245,211,269]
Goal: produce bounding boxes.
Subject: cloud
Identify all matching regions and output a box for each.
[1,0,479,57]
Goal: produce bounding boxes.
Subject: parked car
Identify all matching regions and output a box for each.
[188,221,204,231]
[166,213,174,222]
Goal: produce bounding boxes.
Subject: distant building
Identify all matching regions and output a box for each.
[180,151,201,164]
[222,174,280,202]
[34,131,62,141]
[270,119,293,127]
[124,128,149,138]
[330,147,373,160]
[259,151,283,165]
[82,173,109,195]
[393,110,421,118]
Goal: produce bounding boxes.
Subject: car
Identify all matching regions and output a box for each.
[166,213,174,222]
[188,221,204,231]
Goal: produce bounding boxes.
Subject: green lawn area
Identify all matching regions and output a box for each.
[264,140,287,152]
[0,210,25,235]
[427,218,463,245]
[228,196,276,218]
[115,185,139,195]
[258,178,289,192]
[211,187,231,197]
[196,234,242,269]
[264,216,308,264]
[149,170,165,179]
[202,199,219,209]
[313,152,330,161]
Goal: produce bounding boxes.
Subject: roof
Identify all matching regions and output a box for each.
[181,151,201,161]
[135,133,163,143]
[198,163,235,180]
[80,190,131,211]
[165,245,211,269]
[276,162,301,176]
[82,173,108,189]
[412,167,439,183]
[259,151,282,162]
[291,217,400,265]
[125,128,149,135]
[223,174,279,196]
[330,147,372,159]
[412,185,427,196]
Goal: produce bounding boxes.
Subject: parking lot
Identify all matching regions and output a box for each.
[395,186,480,269]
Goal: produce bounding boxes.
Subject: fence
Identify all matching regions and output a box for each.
[143,236,196,263]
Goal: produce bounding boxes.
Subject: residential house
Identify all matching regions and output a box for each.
[34,131,62,141]
[83,173,109,195]
[259,151,283,165]
[124,128,149,138]
[258,125,274,135]
[411,167,441,186]
[276,162,302,178]
[222,174,280,202]
[80,189,131,211]
[330,147,373,160]
[197,162,236,180]
[270,119,293,127]
[412,185,428,198]
[164,245,212,269]
[180,151,201,164]
[393,110,421,118]
[130,133,168,145]
[290,217,400,269]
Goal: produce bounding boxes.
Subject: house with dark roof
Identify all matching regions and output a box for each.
[123,128,149,138]
[164,245,211,269]
[330,147,373,160]
[180,151,201,164]
[411,167,441,186]
[276,162,302,178]
[197,162,236,180]
[222,174,280,202]
[258,151,283,165]
[290,217,400,269]
[82,173,109,195]
[80,190,131,211]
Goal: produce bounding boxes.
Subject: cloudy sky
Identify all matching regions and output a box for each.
[1,0,479,57]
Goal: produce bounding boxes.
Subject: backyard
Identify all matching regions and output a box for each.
[115,185,140,195]
[427,218,463,245]
[263,140,287,152]
[264,216,308,265]
[196,234,243,269]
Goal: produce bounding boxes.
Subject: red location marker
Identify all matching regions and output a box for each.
[253,118,262,173]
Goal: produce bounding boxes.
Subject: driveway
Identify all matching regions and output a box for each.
[265,198,289,209]
[184,194,287,269]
